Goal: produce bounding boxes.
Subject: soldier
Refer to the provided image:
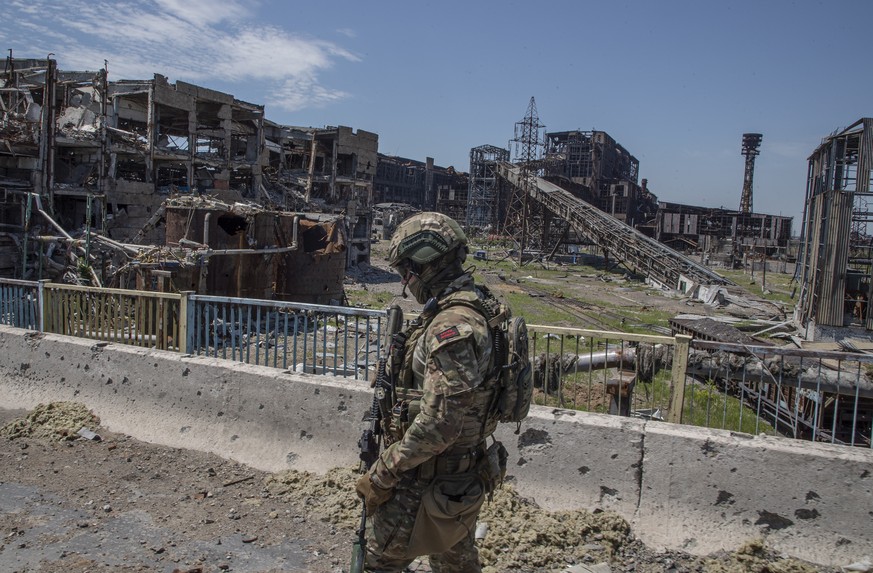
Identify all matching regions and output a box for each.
[355,212,506,573]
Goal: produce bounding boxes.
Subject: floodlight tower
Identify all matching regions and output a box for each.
[740,133,763,215]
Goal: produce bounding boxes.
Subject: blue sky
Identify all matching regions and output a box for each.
[3,0,871,228]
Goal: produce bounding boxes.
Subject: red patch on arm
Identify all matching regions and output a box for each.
[436,326,460,342]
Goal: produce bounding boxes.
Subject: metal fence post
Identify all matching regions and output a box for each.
[179,291,194,354]
[667,334,692,424]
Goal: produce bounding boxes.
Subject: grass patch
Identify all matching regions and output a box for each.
[503,291,577,326]
[680,380,776,435]
[533,363,775,436]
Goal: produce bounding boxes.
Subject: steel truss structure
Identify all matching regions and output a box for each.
[465,144,509,231]
[496,163,734,289]
[501,98,546,258]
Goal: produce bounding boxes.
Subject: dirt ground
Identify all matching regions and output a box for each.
[0,403,839,573]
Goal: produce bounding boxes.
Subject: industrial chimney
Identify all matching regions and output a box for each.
[739,133,763,215]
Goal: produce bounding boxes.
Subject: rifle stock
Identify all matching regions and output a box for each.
[351,304,403,573]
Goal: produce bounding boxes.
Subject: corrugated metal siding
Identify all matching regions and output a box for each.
[817,190,853,326]
[859,118,872,194]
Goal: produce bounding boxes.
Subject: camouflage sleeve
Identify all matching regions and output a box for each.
[370,310,486,488]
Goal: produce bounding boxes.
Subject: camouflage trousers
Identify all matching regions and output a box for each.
[364,473,484,573]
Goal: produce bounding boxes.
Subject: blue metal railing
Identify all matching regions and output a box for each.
[0,278,41,330]
[186,294,386,380]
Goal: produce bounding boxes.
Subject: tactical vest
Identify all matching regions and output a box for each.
[386,280,503,466]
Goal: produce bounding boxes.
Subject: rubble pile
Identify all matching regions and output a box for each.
[0,401,99,441]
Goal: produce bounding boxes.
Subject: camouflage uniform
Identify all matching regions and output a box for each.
[364,274,500,573]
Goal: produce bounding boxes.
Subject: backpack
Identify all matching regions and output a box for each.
[440,287,533,432]
[494,313,533,432]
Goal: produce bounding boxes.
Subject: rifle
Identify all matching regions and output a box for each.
[351,304,404,573]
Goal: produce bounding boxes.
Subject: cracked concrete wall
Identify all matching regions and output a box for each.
[0,325,870,566]
[635,423,872,565]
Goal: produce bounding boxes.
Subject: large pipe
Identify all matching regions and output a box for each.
[200,212,211,293]
[28,193,102,286]
[178,215,299,256]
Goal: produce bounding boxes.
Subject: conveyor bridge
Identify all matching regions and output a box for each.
[496,162,734,289]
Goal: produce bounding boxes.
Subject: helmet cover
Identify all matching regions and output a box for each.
[388,212,467,269]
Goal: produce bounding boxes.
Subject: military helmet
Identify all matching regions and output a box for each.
[388,212,468,269]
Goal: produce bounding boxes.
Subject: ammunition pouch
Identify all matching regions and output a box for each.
[415,442,487,482]
[477,439,508,495]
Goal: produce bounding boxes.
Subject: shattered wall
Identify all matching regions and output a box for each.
[134,198,347,304]
[262,124,376,267]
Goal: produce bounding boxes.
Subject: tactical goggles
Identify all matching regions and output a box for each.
[391,259,421,285]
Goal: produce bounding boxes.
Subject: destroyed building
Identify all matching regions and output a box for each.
[542,129,654,227]
[653,203,792,258]
[796,118,873,337]
[261,123,377,267]
[1,54,375,295]
[373,155,467,214]
[464,107,792,267]
[130,197,347,304]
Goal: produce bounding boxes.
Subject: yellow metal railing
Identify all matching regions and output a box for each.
[528,324,690,422]
[41,281,183,351]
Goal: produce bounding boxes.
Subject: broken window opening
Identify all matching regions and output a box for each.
[116,159,147,182]
[230,135,251,160]
[116,118,148,137]
[195,136,224,158]
[194,167,217,191]
[228,170,253,197]
[313,156,326,173]
[54,149,98,187]
[155,124,189,155]
[54,196,93,230]
[301,224,329,253]
[157,133,189,152]
[216,214,247,236]
[0,195,24,228]
[156,164,189,193]
[284,145,308,170]
[336,154,354,177]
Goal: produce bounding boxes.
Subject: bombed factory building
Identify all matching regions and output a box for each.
[0,55,376,300]
[1,54,795,307]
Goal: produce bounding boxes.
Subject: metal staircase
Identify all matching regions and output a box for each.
[496,162,734,289]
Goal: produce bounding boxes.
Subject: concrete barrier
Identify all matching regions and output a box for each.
[0,325,870,566]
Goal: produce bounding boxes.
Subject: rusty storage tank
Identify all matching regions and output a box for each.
[164,202,346,304]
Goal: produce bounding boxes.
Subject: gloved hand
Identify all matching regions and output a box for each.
[356,472,393,514]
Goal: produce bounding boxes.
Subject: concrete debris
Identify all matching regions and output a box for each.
[842,557,873,573]
[562,564,611,573]
[75,427,102,441]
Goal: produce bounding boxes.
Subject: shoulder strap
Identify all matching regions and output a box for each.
[438,286,507,329]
